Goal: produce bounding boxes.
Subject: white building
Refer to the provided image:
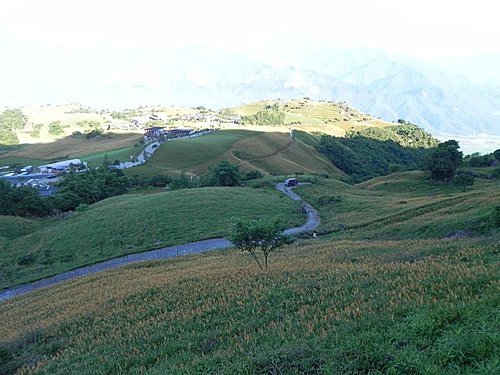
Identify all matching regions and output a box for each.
[39,159,85,173]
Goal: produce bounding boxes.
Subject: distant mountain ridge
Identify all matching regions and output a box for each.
[2,47,498,142]
[115,48,498,138]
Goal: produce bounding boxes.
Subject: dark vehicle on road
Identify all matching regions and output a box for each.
[284,178,298,187]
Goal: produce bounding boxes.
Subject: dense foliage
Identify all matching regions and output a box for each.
[242,105,285,126]
[56,168,129,208]
[346,121,438,148]
[463,149,499,167]
[0,168,129,217]
[317,135,426,182]
[0,109,27,145]
[423,140,463,181]
[48,121,65,136]
[0,180,51,216]
[206,160,242,187]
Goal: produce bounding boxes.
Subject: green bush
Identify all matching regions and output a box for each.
[75,203,89,212]
[48,121,64,136]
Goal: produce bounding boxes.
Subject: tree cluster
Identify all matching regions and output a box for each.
[463,150,499,168]
[317,135,426,182]
[242,105,285,126]
[346,122,438,149]
[0,109,27,145]
[423,140,463,181]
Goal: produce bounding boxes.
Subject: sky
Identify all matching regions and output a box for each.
[1,0,500,107]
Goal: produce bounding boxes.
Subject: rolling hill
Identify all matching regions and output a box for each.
[0,187,303,289]
[125,129,343,178]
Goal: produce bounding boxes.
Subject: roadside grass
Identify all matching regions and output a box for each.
[295,171,499,240]
[2,133,141,160]
[0,238,497,374]
[0,216,43,240]
[0,187,304,289]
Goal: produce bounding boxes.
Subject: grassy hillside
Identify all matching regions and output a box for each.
[126,130,342,178]
[0,237,497,374]
[0,187,303,289]
[296,171,499,240]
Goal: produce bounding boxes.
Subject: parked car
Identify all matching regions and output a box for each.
[284,178,298,187]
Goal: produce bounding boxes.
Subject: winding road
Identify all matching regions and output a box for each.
[0,183,319,302]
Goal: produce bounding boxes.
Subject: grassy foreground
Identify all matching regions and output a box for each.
[0,238,497,374]
[0,187,303,289]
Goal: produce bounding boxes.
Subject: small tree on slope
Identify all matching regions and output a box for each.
[230,218,292,270]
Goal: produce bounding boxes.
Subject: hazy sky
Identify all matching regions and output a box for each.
[1,0,499,107]
[2,0,499,56]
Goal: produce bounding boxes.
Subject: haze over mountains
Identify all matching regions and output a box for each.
[4,46,498,143]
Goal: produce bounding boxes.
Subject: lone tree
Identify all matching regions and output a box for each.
[230,218,292,270]
[423,140,463,181]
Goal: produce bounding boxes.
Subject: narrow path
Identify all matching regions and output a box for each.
[0,183,319,302]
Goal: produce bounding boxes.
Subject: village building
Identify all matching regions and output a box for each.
[38,159,85,174]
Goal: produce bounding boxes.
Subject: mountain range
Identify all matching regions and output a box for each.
[2,47,499,140]
[100,47,499,138]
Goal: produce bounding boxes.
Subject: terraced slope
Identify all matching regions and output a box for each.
[230,99,393,136]
[126,130,342,178]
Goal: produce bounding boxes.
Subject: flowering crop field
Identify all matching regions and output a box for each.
[0,237,498,374]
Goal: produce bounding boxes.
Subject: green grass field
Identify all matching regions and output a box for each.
[0,170,498,374]
[0,237,497,374]
[80,146,142,167]
[295,171,499,240]
[0,187,303,289]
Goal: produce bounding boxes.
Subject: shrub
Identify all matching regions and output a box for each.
[245,170,263,180]
[48,121,64,136]
[75,203,89,212]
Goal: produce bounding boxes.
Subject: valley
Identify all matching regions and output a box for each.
[0,99,498,374]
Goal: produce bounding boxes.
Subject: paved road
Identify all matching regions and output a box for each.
[276,182,320,235]
[0,183,319,302]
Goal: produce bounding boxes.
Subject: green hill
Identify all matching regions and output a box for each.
[295,171,499,240]
[0,187,303,289]
[125,130,342,178]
